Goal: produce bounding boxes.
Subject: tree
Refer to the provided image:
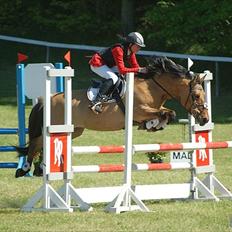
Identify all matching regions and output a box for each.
[121,0,135,35]
[140,0,232,56]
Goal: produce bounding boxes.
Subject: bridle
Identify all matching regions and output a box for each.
[186,82,208,112]
[150,75,208,115]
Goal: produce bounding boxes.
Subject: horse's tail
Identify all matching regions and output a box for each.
[15,99,44,157]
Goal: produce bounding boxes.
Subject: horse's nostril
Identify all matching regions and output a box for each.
[200,117,209,126]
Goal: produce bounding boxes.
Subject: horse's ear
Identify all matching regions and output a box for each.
[193,73,206,85]
[195,73,207,84]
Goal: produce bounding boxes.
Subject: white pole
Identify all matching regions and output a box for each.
[123,72,134,207]
[106,72,149,213]
[124,72,134,187]
[188,58,194,142]
[64,67,72,204]
[64,67,72,173]
[44,66,52,209]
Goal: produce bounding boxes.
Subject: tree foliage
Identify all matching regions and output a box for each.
[140,0,232,55]
[0,0,121,45]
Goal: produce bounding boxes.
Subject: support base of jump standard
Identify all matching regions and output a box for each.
[194,175,232,201]
[22,182,93,212]
[22,184,73,212]
[105,184,149,214]
[58,183,93,211]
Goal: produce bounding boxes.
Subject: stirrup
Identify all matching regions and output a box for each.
[90,102,103,114]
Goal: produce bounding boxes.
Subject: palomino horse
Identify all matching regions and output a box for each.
[15,57,209,177]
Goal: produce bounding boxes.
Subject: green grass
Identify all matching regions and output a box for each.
[1,104,232,232]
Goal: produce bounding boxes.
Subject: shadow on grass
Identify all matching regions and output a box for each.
[0,209,20,214]
[0,197,24,209]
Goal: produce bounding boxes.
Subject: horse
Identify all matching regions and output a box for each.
[15,57,209,178]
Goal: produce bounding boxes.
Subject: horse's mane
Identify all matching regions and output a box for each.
[144,56,190,79]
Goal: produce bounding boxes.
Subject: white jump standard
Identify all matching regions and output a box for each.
[22,64,91,212]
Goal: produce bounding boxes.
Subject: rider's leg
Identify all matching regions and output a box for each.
[94,78,114,103]
[90,65,119,113]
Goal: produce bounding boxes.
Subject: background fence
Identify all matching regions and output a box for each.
[0,34,232,105]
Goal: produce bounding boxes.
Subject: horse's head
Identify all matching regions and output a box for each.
[144,56,209,126]
[185,72,209,126]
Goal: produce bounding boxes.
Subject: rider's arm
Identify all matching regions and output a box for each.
[112,47,139,75]
[128,53,140,69]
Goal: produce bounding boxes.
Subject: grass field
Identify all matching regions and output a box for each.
[0,100,232,232]
[1,38,232,231]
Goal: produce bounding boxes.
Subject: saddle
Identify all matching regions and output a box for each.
[87,77,126,105]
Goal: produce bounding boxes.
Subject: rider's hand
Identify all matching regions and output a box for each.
[138,67,148,73]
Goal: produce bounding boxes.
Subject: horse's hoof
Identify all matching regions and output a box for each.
[15,168,30,178]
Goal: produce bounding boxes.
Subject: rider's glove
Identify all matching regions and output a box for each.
[138,67,148,73]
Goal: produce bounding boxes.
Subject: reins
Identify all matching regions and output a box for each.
[150,76,192,114]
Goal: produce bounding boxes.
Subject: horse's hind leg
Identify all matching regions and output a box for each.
[15,127,84,178]
[32,128,84,176]
[15,136,43,178]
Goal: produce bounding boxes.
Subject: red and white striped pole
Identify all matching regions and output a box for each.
[133,141,232,153]
[72,141,232,155]
[72,145,125,154]
[72,162,191,173]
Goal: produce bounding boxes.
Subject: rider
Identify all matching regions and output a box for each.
[89,32,147,114]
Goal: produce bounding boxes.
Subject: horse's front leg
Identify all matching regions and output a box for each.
[159,106,176,122]
[135,105,176,131]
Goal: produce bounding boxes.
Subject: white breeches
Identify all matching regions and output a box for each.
[90,65,119,84]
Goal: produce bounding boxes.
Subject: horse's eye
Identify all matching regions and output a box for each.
[193,94,200,100]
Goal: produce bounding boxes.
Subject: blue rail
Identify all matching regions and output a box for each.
[0,128,28,134]
[0,146,17,152]
[0,63,63,170]
[0,162,18,168]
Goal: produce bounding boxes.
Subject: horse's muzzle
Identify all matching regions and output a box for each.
[192,108,209,126]
[198,116,209,126]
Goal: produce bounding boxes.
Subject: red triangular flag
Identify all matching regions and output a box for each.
[64,51,71,66]
[17,53,28,64]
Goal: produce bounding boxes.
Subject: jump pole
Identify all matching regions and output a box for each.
[106,72,149,213]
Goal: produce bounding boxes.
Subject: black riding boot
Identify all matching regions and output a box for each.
[91,79,113,114]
